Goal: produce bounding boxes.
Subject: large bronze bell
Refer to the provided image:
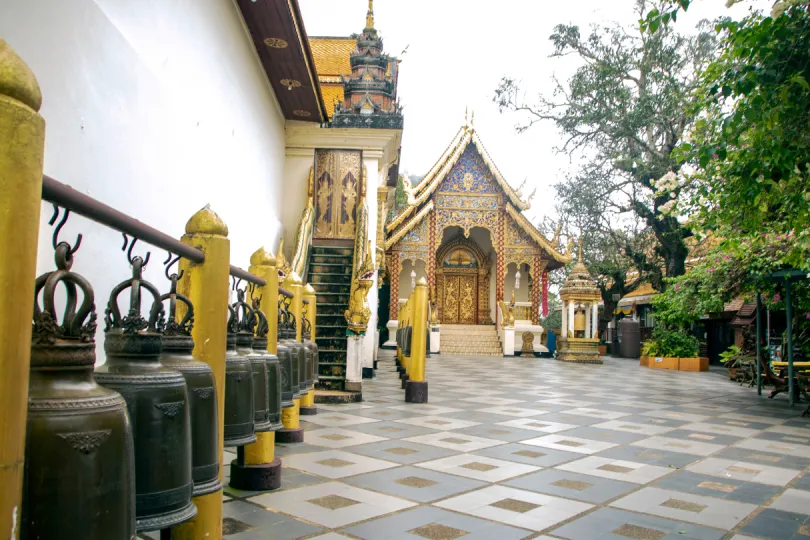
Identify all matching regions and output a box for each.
[279,302,301,399]
[252,299,283,430]
[94,252,196,532]
[159,268,220,497]
[276,338,295,409]
[233,289,272,433]
[24,239,135,540]
[224,305,256,447]
[303,317,319,387]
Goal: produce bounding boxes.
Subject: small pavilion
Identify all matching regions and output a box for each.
[558,244,602,364]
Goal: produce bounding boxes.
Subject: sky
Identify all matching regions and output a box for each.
[299,0,769,224]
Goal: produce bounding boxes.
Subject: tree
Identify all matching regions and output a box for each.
[495,0,716,290]
[671,1,810,269]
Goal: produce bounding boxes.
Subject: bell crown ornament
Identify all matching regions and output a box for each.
[160,258,195,352]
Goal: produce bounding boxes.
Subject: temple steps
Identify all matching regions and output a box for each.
[308,245,353,391]
[440,324,503,356]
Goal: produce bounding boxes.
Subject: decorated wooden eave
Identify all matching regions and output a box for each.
[236,0,329,122]
[503,205,571,269]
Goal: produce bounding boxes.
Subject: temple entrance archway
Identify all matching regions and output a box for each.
[435,228,493,325]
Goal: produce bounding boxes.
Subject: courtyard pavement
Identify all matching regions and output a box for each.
[149,351,810,539]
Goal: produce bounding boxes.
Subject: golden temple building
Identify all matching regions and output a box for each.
[383,116,575,354]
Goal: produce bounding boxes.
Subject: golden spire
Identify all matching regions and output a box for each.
[577,236,583,262]
[366,0,375,29]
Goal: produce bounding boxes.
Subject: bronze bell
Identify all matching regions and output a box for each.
[252,298,283,430]
[24,238,136,540]
[94,251,196,532]
[280,303,301,399]
[233,289,272,433]
[303,317,319,387]
[224,305,256,447]
[159,267,220,497]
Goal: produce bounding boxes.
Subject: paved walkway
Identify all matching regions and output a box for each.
[158,352,810,539]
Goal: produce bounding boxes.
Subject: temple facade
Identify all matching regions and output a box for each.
[383,117,575,348]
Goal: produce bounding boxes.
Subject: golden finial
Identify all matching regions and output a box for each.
[464,107,468,125]
[471,110,475,126]
[577,236,584,262]
[366,0,374,29]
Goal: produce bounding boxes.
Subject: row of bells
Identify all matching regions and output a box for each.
[25,315,318,539]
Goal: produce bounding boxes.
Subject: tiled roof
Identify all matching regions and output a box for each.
[319,84,344,119]
[309,37,354,77]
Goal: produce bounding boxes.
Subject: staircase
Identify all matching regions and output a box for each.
[440,324,503,356]
[308,245,353,391]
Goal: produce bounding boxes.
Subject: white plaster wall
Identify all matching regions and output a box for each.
[1,0,287,356]
[282,151,315,262]
[504,263,531,304]
[398,259,427,300]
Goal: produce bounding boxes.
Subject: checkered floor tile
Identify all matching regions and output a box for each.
[177,349,810,540]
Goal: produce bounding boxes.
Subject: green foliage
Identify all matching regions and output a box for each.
[719,344,741,364]
[673,5,810,268]
[643,328,699,357]
[540,295,563,331]
[495,0,716,292]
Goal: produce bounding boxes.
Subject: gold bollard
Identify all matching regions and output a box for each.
[233,247,282,489]
[0,41,45,539]
[277,272,305,443]
[173,206,230,540]
[406,278,429,403]
[300,284,318,416]
[401,297,412,389]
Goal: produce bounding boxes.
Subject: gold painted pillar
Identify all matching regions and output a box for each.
[405,279,429,402]
[0,41,45,540]
[174,206,230,540]
[277,272,304,443]
[243,248,278,467]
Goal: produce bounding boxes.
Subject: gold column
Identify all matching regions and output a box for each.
[244,248,278,466]
[174,206,230,540]
[409,279,429,383]
[300,284,317,412]
[278,272,304,442]
[0,41,45,539]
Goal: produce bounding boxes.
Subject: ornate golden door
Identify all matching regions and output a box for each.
[441,273,477,324]
[313,149,361,240]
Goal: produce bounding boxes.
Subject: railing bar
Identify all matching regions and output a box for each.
[42,175,205,263]
[229,265,265,286]
[278,287,293,298]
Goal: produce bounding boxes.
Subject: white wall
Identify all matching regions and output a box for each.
[282,150,315,261]
[398,259,427,300]
[504,262,531,304]
[1,0,287,356]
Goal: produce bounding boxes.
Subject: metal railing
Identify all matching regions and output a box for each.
[43,175,266,285]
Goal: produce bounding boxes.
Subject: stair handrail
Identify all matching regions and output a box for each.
[291,167,315,281]
[344,168,374,335]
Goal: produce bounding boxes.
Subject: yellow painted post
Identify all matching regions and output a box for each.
[406,278,429,403]
[278,272,304,443]
[173,206,230,540]
[0,41,45,539]
[401,297,412,388]
[300,284,317,413]
[243,248,278,467]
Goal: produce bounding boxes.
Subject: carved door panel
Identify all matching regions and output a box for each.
[458,274,477,325]
[442,276,460,324]
[441,274,478,325]
[314,149,361,240]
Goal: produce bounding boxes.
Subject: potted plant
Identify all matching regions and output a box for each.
[719,345,741,380]
[640,329,705,371]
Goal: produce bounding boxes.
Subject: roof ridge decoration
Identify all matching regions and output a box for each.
[385,200,434,250]
[386,116,532,234]
[504,204,571,265]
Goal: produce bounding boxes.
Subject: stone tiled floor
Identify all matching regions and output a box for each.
[143,351,810,539]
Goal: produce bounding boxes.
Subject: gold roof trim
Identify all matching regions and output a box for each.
[385,200,434,250]
[405,124,531,213]
[504,204,570,265]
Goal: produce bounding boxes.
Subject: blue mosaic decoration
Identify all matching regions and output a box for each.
[438,145,499,194]
[435,194,498,211]
[402,215,428,244]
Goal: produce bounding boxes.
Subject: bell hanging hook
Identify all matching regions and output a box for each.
[49,204,83,257]
[121,234,151,267]
[163,252,184,281]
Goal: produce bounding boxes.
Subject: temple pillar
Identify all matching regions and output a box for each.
[568,302,575,337]
[542,270,549,317]
[389,252,400,321]
[561,301,568,338]
[584,303,592,339]
[592,304,599,339]
[496,212,505,324]
[428,211,437,290]
[531,256,546,325]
